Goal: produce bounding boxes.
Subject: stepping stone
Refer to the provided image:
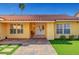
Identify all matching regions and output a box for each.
[1,48,14,52]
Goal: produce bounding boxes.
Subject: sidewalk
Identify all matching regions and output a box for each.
[13,39,57,55]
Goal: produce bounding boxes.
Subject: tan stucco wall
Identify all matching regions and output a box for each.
[55,21,79,38]
[1,23,30,39]
[46,22,55,40]
[0,21,79,40]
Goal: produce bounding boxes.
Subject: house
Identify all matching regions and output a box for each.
[0,13,79,40]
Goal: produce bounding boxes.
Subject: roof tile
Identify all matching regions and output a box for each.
[0,15,78,21]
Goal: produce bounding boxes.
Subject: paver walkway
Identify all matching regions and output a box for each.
[13,39,57,55]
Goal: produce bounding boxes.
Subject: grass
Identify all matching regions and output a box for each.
[0,44,21,55]
[49,39,79,55]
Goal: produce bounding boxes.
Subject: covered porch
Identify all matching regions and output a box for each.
[0,22,55,40]
[30,22,46,39]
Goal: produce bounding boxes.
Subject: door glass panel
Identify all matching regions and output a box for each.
[35,24,45,35]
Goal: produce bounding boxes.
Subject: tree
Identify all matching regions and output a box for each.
[19,3,25,14]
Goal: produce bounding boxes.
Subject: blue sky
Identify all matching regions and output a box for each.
[0,3,79,16]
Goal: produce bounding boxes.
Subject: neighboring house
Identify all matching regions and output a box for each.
[0,13,79,40]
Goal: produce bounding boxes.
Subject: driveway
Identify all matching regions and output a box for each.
[13,39,57,55]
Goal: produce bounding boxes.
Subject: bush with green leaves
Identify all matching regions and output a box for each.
[69,35,75,40]
[59,35,66,40]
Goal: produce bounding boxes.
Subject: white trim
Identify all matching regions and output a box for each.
[1,20,79,22]
[0,21,55,23]
[56,20,79,21]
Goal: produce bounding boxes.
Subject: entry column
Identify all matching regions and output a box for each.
[47,22,55,40]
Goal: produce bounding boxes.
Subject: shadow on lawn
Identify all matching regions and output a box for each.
[49,40,72,45]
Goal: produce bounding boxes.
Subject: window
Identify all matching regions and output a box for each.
[56,24,63,34]
[10,24,16,34]
[10,24,23,34]
[64,24,70,34]
[56,24,70,34]
[17,24,23,34]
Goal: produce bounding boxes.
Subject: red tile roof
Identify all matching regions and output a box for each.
[0,15,79,21]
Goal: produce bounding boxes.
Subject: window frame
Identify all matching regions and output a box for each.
[10,24,17,34]
[10,24,23,34]
[17,24,23,34]
[63,24,70,34]
[56,24,70,34]
[56,24,63,34]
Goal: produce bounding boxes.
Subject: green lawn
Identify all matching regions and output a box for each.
[49,40,79,55]
[0,44,21,55]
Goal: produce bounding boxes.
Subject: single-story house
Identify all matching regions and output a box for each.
[0,13,79,40]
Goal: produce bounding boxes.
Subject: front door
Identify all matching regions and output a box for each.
[35,24,45,36]
[30,23,46,38]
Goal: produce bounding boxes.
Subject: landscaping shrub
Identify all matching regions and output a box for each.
[69,35,75,40]
[59,35,66,40]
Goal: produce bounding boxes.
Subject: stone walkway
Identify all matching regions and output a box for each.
[13,39,57,55]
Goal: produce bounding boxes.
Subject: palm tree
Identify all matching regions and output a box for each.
[19,3,25,15]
